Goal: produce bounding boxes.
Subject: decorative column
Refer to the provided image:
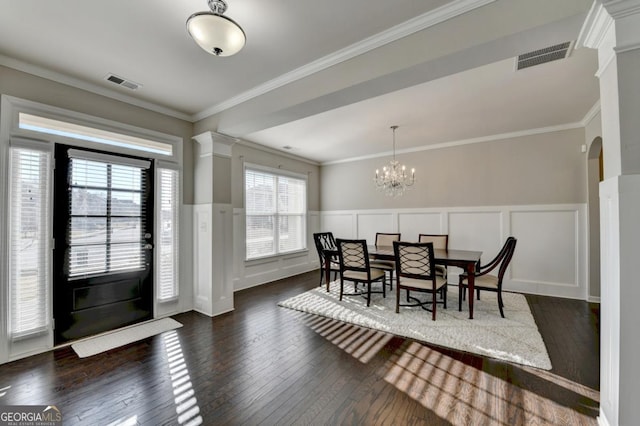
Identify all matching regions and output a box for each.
[192,131,235,316]
[579,1,640,425]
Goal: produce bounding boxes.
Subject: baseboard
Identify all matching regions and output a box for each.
[597,409,611,426]
[588,296,601,303]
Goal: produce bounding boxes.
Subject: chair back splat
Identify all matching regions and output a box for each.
[336,239,386,307]
[418,234,449,279]
[393,241,447,321]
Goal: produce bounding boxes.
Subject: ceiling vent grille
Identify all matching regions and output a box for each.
[516,41,573,70]
[104,73,142,90]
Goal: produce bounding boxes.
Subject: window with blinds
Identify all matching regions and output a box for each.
[245,168,307,260]
[157,168,179,300]
[9,147,51,338]
[68,152,148,277]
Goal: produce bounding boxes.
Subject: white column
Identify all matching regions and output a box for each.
[192,131,235,316]
[579,2,640,425]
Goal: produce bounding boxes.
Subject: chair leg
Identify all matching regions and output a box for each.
[367,282,371,307]
[339,279,344,301]
[443,285,447,309]
[477,289,481,300]
[432,290,437,321]
[458,285,463,311]
[396,285,400,313]
[382,277,386,298]
[498,292,505,318]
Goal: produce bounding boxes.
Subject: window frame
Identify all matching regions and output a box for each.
[244,163,308,261]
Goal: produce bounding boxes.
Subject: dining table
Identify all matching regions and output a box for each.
[324,245,483,319]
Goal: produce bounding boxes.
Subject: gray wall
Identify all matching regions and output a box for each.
[320,128,587,210]
[231,143,320,210]
[0,65,195,203]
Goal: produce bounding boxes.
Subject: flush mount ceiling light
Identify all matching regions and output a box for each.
[186,0,246,57]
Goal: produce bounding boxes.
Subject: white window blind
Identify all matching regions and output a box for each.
[157,168,179,301]
[68,155,147,277]
[245,168,306,260]
[9,147,51,338]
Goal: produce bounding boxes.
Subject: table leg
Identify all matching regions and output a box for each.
[467,262,475,319]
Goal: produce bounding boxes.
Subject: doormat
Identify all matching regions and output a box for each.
[71,318,183,358]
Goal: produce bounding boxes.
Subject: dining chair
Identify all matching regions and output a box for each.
[336,239,386,307]
[313,232,339,287]
[393,241,447,321]
[369,232,401,290]
[458,237,517,318]
[418,233,449,277]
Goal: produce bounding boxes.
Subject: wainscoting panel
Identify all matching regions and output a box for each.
[232,209,318,291]
[320,204,587,300]
[357,213,395,242]
[398,212,444,240]
[321,213,354,239]
[511,210,577,285]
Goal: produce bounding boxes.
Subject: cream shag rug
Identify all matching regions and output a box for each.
[72,318,183,358]
[278,281,552,370]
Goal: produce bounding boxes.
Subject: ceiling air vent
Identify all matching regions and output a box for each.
[516,41,573,70]
[104,73,142,90]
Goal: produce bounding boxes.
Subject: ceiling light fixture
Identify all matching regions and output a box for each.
[374,126,415,197]
[186,0,246,57]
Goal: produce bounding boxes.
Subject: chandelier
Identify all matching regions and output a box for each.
[187,0,246,57]
[374,125,415,196]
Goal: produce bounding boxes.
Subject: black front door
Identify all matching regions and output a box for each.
[53,145,154,344]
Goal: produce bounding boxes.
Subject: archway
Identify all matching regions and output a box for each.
[587,137,603,301]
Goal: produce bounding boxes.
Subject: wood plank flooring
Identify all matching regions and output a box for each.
[0,271,600,425]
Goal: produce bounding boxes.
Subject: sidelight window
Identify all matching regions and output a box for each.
[8,145,51,338]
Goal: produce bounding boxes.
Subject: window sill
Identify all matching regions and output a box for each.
[245,249,309,265]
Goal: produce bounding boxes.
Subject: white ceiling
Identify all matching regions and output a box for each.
[0,0,599,164]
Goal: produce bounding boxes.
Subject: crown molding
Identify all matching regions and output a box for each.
[581,101,602,126]
[192,131,236,158]
[578,2,614,49]
[0,54,193,122]
[192,0,497,121]
[603,0,640,19]
[322,122,584,166]
[234,138,320,166]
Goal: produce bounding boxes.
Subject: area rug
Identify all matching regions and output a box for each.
[72,318,183,358]
[278,281,552,370]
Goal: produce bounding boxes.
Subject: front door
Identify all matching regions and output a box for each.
[53,145,154,344]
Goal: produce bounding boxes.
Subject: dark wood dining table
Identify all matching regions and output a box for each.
[324,245,483,319]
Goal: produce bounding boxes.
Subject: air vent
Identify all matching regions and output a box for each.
[104,73,142,90]
[516,41,573,70]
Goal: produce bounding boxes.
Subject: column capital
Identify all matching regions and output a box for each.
[192,131,236,158]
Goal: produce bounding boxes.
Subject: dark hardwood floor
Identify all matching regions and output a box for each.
[0,271,600,425]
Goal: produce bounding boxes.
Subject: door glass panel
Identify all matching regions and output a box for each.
[111,218,141,243]
[71,188,107,215]
[68,155,146,278]
[111,191,141,216]
[70,218,107,244]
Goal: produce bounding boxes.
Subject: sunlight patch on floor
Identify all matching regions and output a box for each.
[163,331,203,426]
[383,341,597,425]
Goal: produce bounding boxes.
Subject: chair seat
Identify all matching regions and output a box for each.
[460,274,499,289]
[369,260,395,270]
[328,261,340,270]
[343,268,385,281]
[399,276,447,291]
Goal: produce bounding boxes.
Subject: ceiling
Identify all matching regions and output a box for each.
[0,0,599,164]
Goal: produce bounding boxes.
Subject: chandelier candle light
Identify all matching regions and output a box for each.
[374,125,415,197]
